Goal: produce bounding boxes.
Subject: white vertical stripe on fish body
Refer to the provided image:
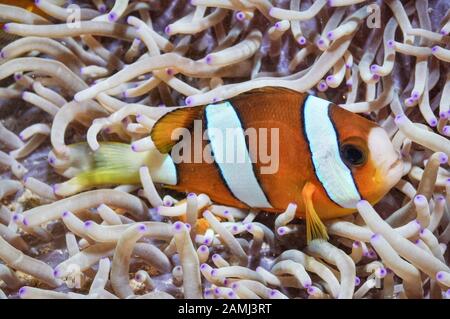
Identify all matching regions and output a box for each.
[205,102,272,208]
[303,95,361,208]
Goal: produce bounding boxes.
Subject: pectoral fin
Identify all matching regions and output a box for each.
[302,182,329,243]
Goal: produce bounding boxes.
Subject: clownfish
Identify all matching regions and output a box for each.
[55,88,403,242]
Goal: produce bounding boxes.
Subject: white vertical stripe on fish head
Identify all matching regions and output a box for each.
[303,95,361,208]
[205,102,272,208]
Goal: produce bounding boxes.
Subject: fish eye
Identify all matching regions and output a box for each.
[340,144,366,167]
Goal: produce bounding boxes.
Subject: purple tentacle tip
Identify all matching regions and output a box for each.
[394,114,404,123]
[163,200,172,207]
[203,238,210,245]
[431,46,439,53]
[205,55,212,64]
[35,0,40,4]
[414,194,425,202]
[210,269,217,276]
[212,97,219,103]
[298,36,306,45]
[99,5,107,13]
[22,218,28,226]
[411,91,420,100]
[440,112,448,120]
[214,288,220,295]
[439,153,448,164]
[436,272,444,280]
[231,283,238,289]
[370,233,379,241]
[187,192,196,198]
[131,144,137,151]
[19,287,26,296]
[164,26,171,35]
[227,291,235,297]
[236,12,245,21]
[430,118,438,127]
[355,277,361,286]
[84,220,93,228]
[12,214,19,222]
[277,227,286,235]
[185,97,192,105]
[173,221,183,231]
[317,38,325,45]
[108,12,117,22]
[138,224,147,232]
[326,75,334,82]
[326,31,333,40]
[387,39,394,48]
[199,245,207,252]
[274,22,280,29]
[372,74,380,81]
[357,199,367,205]
[370,64,378,72]
[212,254,218,259]
[379,268,387,276]
[53,269,60,277]
[246,223,253,231]
[166,68,174,76]
[3,24,9,31]
[0,51,5,59]
[200,263,207,270]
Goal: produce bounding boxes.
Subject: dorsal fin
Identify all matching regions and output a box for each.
[234,86,300,97]
[151,106,204,154]
[151,87,300,154]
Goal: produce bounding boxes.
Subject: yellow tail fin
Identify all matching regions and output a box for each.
[54,142,151,196]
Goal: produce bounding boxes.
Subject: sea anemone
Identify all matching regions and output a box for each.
[0,0,450,299]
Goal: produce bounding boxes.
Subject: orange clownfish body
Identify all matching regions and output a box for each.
[151,88,403,238]
[57,88,403,241]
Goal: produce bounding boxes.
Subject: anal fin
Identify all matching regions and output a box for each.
[302,182,329,243]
